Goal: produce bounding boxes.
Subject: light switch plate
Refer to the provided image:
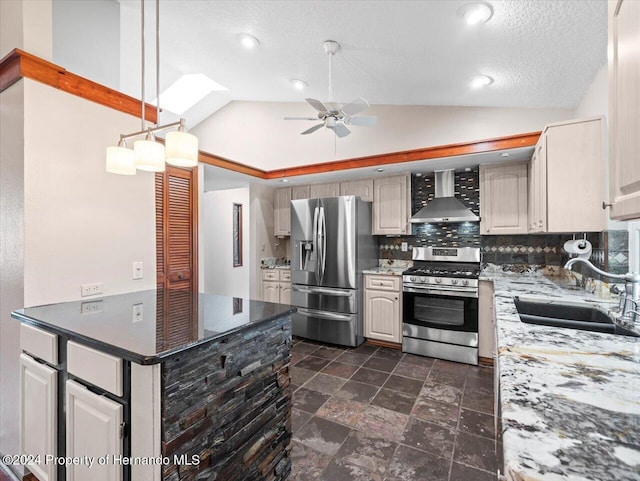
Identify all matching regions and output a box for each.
[401,242,408,252]
[132,303,143,322]
[133,261,143,280]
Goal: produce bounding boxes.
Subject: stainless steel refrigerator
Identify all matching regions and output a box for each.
[291,196,378,347]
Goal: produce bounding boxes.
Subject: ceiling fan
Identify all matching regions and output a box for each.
[285,40,377,138]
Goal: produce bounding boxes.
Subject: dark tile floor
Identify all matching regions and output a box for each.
[289,338,498,481]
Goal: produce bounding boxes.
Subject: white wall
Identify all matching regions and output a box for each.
[52,0,120,90]
[193,102,573,171]
[0,0,52,60]
[23,80,157,306]
[203,188,251,298]
[0,80,25,468]
[573,63,608,119]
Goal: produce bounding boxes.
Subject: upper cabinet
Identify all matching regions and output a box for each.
[608,0,640,220]
[340,179,374,202]
[309,182,340,199]
[373,175,411,235]
[292,185,310,200]
[528,117,607,233]
[274,188,292,236]
[480,162,528,235]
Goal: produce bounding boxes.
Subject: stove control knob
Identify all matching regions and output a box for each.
[451,279,459,285]
[410,276,418,283]
[462,279,469,286]
[435,278,442,284]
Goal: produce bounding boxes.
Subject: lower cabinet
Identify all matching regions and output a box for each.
[262,269,291,304]
[20,353,57,481]
[364,275,402,343]
[66,380,123,481]
[478,280,496,360]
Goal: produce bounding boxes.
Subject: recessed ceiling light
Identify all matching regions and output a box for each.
[153,74,228,115]
[238,34,259,49]
[281,178,289,183]
[290,79,308,91]
[458,3,493,25]
[376,168,385,172]
[500,152,510,157]
[471,75,493,89]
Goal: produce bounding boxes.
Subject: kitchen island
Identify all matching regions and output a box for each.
[13,289,295,481]
[482,268,640,481]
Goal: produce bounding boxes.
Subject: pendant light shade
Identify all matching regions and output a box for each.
[165,129,198,167]
[106,143,136,175]
[134,134,165,172]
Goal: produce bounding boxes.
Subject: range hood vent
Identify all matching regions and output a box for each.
[410,170,480,224]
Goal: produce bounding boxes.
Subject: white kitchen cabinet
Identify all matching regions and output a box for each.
[373,175,411,235]
[20,353,57,481]
[529,117,606,233]
[66,380,123,481]
[364,275,402,343]
[274,188,292,236]
[608,0,640,220]
[340,179,374,202]
[478,280,495,360]
[309,182,340,199]
[480,162,528,235]
[262,269,291,304]
[292,185,310,200]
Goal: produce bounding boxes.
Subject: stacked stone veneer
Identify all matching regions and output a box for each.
[161,315,292,481]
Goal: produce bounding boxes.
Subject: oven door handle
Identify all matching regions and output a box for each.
[403,286,478,298]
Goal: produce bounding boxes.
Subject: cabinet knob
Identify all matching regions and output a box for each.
[395,296,399,300]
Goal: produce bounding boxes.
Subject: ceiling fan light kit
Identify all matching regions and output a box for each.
[285,40,377,138]
[106,0,199,175]
[458,2,494,25]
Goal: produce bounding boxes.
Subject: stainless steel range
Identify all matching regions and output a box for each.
[402,246,481,365]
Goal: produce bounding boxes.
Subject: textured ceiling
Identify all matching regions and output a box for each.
[118,0,607,125]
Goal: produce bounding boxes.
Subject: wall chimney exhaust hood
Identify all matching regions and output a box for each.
[410,170,480,223]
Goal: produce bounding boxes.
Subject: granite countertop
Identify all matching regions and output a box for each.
[12,290,295,365]
[261,265,291,269]
[481,269,640,481]
[362,267,406,276]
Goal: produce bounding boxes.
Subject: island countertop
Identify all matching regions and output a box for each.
[12,289,295,365]
[481,269,640,481]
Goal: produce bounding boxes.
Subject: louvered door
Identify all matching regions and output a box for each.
[155,166,198,290]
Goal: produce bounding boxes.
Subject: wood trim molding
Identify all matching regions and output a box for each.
[1,48,540,181]
[479,356,495,366]
[366,339,402,350]
[0,48,157,123]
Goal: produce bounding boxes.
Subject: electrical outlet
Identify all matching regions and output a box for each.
[132,303,143,322]
[401,242,408,252]
[133,261,143,280]
[81,300,103,314]
[81,282,103,297]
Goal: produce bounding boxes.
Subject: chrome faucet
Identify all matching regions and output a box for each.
[564,257,640,321]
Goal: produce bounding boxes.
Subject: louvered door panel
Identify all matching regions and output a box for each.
[155,173,166,287]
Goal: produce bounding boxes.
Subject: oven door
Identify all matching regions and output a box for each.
[403,288,478,333]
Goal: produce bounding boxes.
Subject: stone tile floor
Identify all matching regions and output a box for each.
[289,338,499,481]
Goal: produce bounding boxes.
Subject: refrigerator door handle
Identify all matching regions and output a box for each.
[312,205,319,277]
[292,286,354,297]
[319,205,327,282]
[297,308,353,322]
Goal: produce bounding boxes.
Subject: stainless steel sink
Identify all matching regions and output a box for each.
[514,296,639,337]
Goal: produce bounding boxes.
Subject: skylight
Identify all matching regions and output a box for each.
[153,74,228,115]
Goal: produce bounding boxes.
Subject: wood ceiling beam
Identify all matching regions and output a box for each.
[1,49,540,181]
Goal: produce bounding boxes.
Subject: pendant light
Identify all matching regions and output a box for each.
[106,0,198,175]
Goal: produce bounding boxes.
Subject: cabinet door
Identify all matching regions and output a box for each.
[292,186,310,200]
[20,354,57,481]
[364,290,401,343]
[279,283,291,304]
[373,175,410,235]
[340,179,374,202]
[608,0,640,220]
[66,380,123,481]
[309,182,340,199]
[528,140,547,233]
[480,163,528,235]
[478,281,495,359]
[274,188,292,236]
[263,281,280,303]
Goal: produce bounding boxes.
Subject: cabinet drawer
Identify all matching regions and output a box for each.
[365,275,401,291]
[21,324,58,365]
[279,270,291,282]
[67,342,123,397]
[262,270,279,281]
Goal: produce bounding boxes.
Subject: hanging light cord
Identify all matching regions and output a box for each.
[155,0,160,126]
[140,0,145,131]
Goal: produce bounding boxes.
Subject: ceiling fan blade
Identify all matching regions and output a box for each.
[305,98,329,113]
[340,97,369,116]
[331,122,351,138]
[346,115,377,127]
[284,117,318,121]
[301,123,325,135]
